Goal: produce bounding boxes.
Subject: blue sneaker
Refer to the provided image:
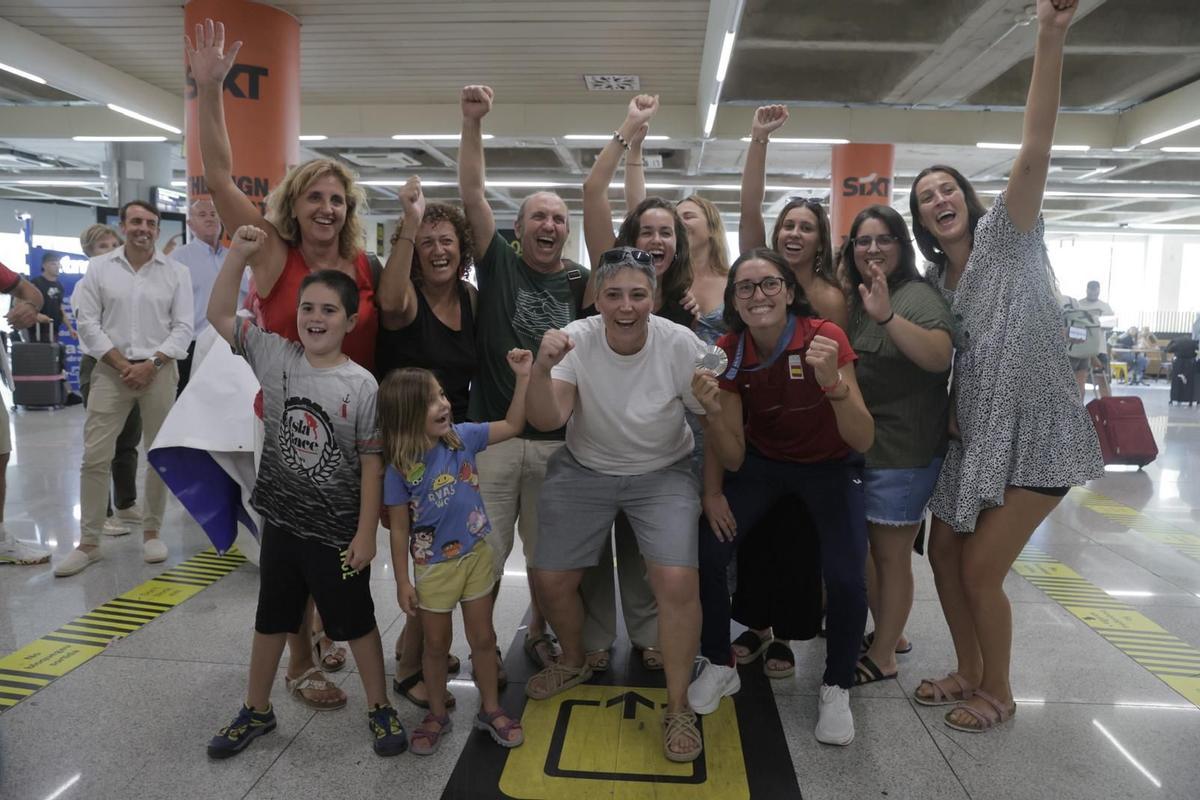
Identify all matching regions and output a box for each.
[207,704,277,759]
[368,704,408,756]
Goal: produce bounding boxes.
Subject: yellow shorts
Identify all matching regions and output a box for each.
[413,540,497,613]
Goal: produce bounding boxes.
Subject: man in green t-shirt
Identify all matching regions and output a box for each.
[459,84,587,670]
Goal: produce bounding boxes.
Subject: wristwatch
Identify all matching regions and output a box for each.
[151,356,165,370]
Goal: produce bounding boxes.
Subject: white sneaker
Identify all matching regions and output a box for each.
[115,505,143,524]
[0,538,51,565]
[54,548,102,577]
[687,658,741,715]
[143,538,168,564]
[815,684,854,745]
[102,517,131,537]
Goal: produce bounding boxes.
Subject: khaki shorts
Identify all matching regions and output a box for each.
[0,402,10,455]
[478,436,563,579]
[414,540,497,613]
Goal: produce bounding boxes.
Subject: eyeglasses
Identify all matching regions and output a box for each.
[733,276,787,299]
[852,234,903,249]
[599,247,652,268]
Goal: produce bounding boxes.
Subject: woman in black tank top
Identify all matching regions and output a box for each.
[375,176,480,709]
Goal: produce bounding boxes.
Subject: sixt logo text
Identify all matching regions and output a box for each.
[186,64,271,101]
[842,173,891,198]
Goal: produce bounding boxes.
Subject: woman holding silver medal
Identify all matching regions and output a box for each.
[686,247,874,746]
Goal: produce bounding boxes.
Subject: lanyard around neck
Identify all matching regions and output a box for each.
[724,314,797,381]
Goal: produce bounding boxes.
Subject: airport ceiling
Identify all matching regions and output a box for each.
[2,0,1200,234]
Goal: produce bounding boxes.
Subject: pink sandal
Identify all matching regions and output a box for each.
[409,712,453,756]
[944,689,1016,733]
[914,672,974,707]
[474,708,524,748]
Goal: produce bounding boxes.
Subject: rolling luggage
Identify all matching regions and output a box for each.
[1086,396,1157,468]
[11,324,67,408]
[1170,356,1197,406]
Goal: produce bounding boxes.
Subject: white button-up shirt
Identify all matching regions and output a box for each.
[74,245,194,361]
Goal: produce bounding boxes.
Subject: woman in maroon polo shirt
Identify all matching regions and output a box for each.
[687,248,874,747]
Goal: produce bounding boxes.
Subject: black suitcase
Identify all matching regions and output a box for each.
[1170,355,1197,406]
[11,324,67,408]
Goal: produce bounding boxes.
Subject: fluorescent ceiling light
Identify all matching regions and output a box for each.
[16,179,104,187]
[977,142,1090,152]
[1111,146,1135,152]
[171,180,186,187]
[390,134,493,141]
[1161,146,1200,153]
[106,104,182,135]
[0,61,46,84]
[715,30,736,83]
[298,135,328,142]
[741,136,849,145]
[563,134,670,141]
[72,135,167,142]
[1140,117,1200,145]
[704,102,719,137]
[1074,166,1115,181]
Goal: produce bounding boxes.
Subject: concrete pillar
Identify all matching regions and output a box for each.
[184,0,300,212]
[829,144,895,246]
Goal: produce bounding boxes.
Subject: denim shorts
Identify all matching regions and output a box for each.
[863,458,944,526]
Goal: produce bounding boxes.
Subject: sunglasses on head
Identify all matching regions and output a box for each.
[599,247,653,268]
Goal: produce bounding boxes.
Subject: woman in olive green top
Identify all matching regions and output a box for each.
[841,205,956,686]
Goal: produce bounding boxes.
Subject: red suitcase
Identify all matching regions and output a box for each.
[1086,397,1157,468]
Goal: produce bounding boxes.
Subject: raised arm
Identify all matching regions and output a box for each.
[208,225,266,345]
[1006,0,1076,233]
[690,371,747,471]
[376,176,424,330]
[582,96,659,305]
[488,349,533,443]
[185,19,288,290]
[526,330,578,431]
[739,105,788,254]
[808,335,874,454]
[458,85,496,259]
[624,124,649,210]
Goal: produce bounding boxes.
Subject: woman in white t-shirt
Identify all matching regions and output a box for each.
[524,247,711,764]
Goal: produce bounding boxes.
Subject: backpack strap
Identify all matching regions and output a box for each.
[565,266,586,317]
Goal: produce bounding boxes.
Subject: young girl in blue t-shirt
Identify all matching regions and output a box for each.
[381,348,531,755]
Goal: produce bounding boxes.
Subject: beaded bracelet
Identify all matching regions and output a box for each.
[613,130,631,150]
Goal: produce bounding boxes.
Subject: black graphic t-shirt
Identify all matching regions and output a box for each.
[235,320,382,548]
[31,275,64,326]
[468,233,587,439]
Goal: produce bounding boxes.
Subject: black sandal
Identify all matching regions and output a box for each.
[853,654,898,687]
[762,640,795,678]
[731,630,772,665]
[393,670,457,710]
[862,630,913,655]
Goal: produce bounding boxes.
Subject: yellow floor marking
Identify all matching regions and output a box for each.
[0,547,246,712]
[1071,487,1200,561]
[500,685,749,800]
[1015,545,1200,708]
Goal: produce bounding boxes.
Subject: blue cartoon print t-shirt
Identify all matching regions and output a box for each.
[384,422,492,566]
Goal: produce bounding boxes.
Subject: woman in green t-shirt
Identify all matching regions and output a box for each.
[840,205,955,687]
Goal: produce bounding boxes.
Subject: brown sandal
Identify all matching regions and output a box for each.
[312,631,347,673]
[639,646,664,671]
[944,689,1016,733]
[914,672,975,707]
[663,710,703,763]
[285,666,347,711]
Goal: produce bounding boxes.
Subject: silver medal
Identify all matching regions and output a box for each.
[695,345,729,375]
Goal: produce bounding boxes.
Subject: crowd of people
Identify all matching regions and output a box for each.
[3,0,1111,766]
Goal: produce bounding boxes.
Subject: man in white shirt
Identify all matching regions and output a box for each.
[55,200,194,577]
[1075,280,1115,397]
[168,197,228,393]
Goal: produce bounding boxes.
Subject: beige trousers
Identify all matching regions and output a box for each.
[79,361,177,546]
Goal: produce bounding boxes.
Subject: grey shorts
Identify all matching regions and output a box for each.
[534,448,700,570]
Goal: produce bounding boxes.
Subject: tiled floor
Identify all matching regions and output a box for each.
[2,382,1198,800]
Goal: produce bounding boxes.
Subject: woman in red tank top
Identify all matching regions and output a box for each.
[189,20,413,711]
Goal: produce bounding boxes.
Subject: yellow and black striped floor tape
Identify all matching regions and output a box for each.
[1072,487,1200,562]
[0,547,246,713]
[1014,545,1200,708]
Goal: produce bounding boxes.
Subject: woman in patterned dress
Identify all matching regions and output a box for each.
[907,0,1103,732]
